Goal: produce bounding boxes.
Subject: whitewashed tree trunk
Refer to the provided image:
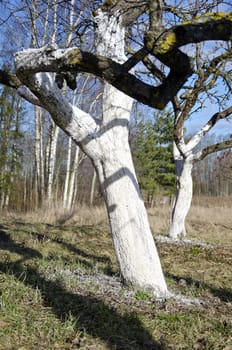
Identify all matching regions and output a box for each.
[94,129,167,293]
[92,10,168,295]
[169,142,193,239]
[17,76,169,297]
[170,105,232,239]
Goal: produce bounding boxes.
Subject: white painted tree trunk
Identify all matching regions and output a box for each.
[94,139,167,294]
[17,75,169,297]
[169,104,232,239]
[169,149,193,239]
[91,10,168,295]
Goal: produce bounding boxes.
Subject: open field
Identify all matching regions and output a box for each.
[0,196,231,349]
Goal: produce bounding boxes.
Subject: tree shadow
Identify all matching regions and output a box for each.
[0,227,167,349]
[0,225,42,259]
[30,229,115,275]
[166,272,232,303]
[0,223,114,274]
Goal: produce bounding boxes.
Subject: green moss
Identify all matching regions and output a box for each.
[182,11,232,25]
[155,11,232,56]
[157,32,177,55]
[202,12,232,20]
[66,49,81,67]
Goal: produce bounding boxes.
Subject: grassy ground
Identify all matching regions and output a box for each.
[0,198,231,349]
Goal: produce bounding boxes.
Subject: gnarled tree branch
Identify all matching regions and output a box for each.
[197,140,232,161]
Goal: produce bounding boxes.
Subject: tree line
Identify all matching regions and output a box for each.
[1,88,231,210]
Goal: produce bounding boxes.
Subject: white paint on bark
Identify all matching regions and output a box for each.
[92,10,168,295]
[95,146,167,294]
[170,107,232,239]
[169,142,194,239]
[169,159,193,238]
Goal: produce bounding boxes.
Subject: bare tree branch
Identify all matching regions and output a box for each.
[14,44,189,109]
[197,140,232,161]
[174,48,232,141]
[186,106,232,153]
[0,70,21,89]
[0,5,230,112]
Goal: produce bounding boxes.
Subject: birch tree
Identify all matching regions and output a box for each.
[0,86,24,209]
[21,0,86,207]
[0,0,231,295]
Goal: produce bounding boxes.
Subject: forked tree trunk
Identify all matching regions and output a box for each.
[169,156,193,239]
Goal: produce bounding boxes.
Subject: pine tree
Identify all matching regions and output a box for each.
[133,111,175,206]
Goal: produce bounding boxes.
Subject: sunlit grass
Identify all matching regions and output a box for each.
[0,197,231,349]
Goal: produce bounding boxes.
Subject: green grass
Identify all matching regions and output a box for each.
[0,218,231,349]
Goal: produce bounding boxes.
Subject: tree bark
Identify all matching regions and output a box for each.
[90,168,97,206]
[46,120,59,204]
[94,136,167,294]
[63,139,80,211]
[92,10,167,294]
[169,144,193,239]
[67,144,80,210]
[63,136,72,209]
[34,106,45,207]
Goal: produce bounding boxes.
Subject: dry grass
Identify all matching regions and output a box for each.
[7,195,232,245]
[12,204,108,226]
[0,196,231,349]
[147,196,232,246]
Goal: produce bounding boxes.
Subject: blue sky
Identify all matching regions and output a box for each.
[185,101,232,136]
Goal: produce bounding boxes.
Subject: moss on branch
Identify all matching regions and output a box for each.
[149,11,232,58]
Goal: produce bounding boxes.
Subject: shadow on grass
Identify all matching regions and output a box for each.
[1,223,114,275]
[166,272,232,303]
[0,225,42,259]
[0,224,166,349]
[30,229,115,275]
